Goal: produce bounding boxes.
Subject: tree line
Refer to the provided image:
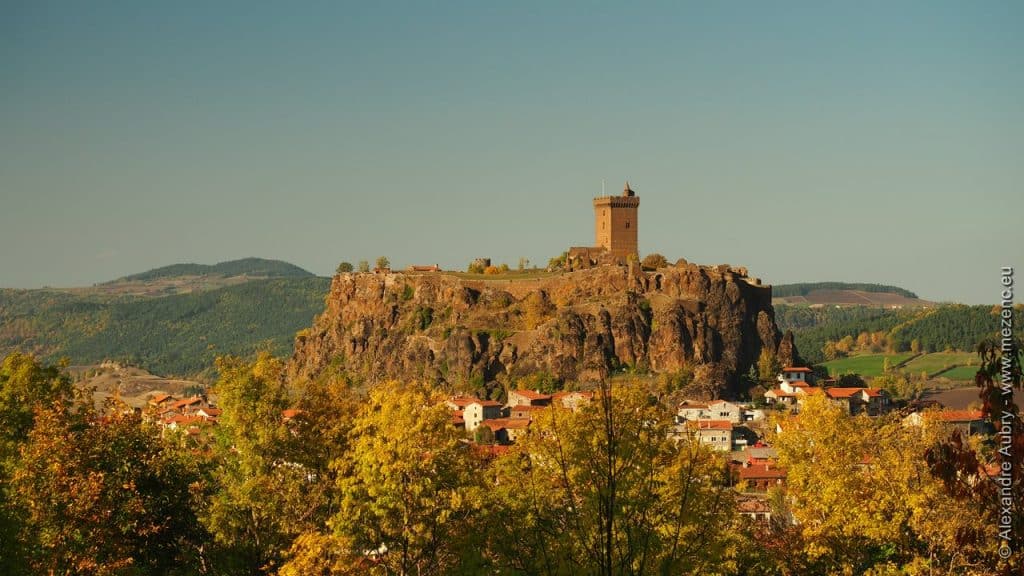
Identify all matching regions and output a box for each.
[1,348,1020,575]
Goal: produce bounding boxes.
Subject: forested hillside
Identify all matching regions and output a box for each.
[0,277,330,377]
[777,303,1024,364]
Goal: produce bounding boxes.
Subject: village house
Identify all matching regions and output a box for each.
[480,418,531,445]
[736,496,773,523]
[675,399,744,424]
[507,389,552,407]
[446,396,505,431]
[824,387,890,416]
[778,366,814,387]
[682,419,734,451]
[735,460,787,491]
[462,399,504,431]
[509,404,549,421]
[552,390,595,411]
[903,409,990,436]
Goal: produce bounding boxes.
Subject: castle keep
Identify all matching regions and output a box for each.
[594,182,639,258]
[568,182,640,269]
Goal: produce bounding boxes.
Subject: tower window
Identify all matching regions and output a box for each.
[626,221,630,228]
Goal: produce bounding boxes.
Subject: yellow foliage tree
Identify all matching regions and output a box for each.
[331,381,484,575]
[771,394,998,573]
[485,381,736,575]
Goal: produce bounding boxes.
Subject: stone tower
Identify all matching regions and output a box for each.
[593,182,640,259]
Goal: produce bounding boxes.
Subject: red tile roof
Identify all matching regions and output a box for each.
[512,389,552,401]
[937,409,984,422]
[149,393,174,405]
[782,367,813,373]
[471,443,510,458]
[825,387,862,398]
[281,409,304,420]
[172,396,204,409]
[737,462,787,480]
[447,397,478,408]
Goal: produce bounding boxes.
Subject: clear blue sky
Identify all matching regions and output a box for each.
[1,1,1021,303]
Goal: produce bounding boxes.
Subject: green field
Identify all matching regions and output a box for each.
[901,352,976,377]
[933,364,981,381]
[822,351,981,381]
[821,353,916,377]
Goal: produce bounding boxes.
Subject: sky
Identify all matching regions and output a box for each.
[1,1,1021,304]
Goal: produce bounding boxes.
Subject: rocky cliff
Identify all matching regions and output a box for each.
[287,262,796,398]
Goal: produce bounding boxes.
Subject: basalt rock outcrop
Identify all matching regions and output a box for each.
[288,262,796,398]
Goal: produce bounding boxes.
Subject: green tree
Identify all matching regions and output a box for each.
[358,260,370,273]
[375,256,390,271]
[336,261,354,274]
[641,253,669,270]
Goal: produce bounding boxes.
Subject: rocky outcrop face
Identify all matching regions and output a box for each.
[287,263,795,398]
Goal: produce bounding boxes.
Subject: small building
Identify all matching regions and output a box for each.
[685,419,734,451]
[675,401,711,422]
[507,389,552,408]
[509,404,549,421]
[462,399,504,431]
[676,399,743,424]
[824,387,891,416]
[446,396,504,431]
[481,418,531,445]
[736,496,773,523]
[903,409,990,436]
[778,367,814,387]
[552,390,595,411]
[735,461,787,491]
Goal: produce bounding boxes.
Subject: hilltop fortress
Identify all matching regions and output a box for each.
[288,186,793,397]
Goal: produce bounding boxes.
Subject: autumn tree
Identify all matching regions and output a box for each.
[772,394,999,573]
[0,353,76,573]
[330,380,484,575]
[486,381,735,575]
[10,398,207,575]
[202,353,316,574]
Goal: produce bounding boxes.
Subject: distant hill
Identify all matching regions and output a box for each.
[772,282,931,308]
[0,277,331,377]
[109,257,314,283]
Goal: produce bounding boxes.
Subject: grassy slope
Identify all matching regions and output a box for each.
[821,353,917,378]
